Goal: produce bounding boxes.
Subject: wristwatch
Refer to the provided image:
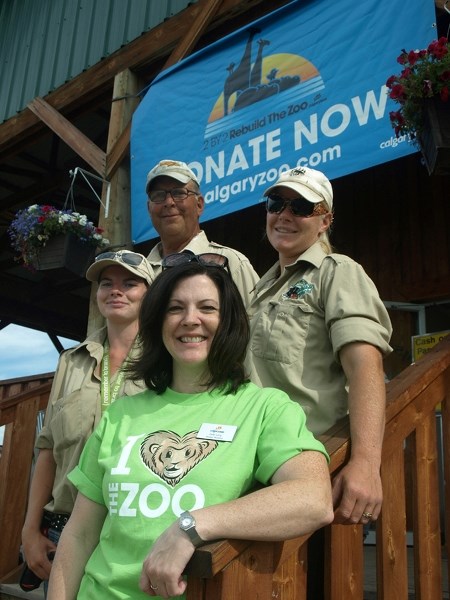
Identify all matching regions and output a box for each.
[179,511,204,547]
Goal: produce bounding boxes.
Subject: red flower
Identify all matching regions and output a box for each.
[397,51,408,65]
[407,50,420,66]
[428,37,449,59]
[387,37,450,137]
[389,110,404,125]
[388,84,406,100]
[386,75,397,87]
[399,67,412,81]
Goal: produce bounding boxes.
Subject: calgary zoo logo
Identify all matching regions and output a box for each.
[204,27,326,141]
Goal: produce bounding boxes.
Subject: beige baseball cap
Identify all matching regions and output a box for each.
[146,159,200,192]
[86,250,154,284]
[264,166,333,210]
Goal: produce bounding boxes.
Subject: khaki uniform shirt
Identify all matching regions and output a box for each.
[147,230,259,307]
[246,242,393,435]
[36,327,145,514]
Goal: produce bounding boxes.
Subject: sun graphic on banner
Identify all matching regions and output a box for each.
[208,53,321,123]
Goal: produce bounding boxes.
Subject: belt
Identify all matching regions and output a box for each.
[45,511,70,532]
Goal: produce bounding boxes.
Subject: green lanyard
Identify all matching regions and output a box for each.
[101,341,128,413]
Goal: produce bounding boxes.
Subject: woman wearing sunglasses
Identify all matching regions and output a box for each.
[47,259,333,600]
[21,250,153,596]
[246,166,392,599]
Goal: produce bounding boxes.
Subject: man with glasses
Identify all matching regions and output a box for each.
[245,166,392,600]
[145,159,259,306]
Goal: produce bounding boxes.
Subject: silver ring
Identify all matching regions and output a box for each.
[362,511,373,519]
[150,583,159,590]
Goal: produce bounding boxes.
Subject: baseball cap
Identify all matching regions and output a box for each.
[264,166,333,210]
[146,159,200,192]
[85,250,154,284]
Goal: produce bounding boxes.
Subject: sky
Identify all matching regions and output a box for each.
[0,324,78,444]
[0,324,77,380]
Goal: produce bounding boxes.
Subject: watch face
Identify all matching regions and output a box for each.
[180,517,192,527]
[179,512,202,547]
[180,514,194,529]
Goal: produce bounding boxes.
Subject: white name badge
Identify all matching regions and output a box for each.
[197,423,237,442]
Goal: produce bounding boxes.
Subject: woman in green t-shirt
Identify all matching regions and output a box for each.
[48,256,333,600]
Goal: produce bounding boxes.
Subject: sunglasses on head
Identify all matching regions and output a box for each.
[266,193,329,217]
[95,250,145,267]
[162,250,229,271]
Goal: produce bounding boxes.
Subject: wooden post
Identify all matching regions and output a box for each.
[87,69,141,335]
[86,0,226,335]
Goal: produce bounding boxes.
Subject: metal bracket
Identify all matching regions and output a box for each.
[65,167,111,218]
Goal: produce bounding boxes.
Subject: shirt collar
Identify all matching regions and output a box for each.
[147,231,207,264]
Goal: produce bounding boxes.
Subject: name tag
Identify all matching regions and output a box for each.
[197,423,237,442]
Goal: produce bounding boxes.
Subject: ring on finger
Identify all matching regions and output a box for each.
[362,511,373,519]
[150,582,159,590]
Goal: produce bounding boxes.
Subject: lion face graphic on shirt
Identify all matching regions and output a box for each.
[140,430,218,487]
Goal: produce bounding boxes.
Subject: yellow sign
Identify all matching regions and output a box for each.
[412,330,450,362]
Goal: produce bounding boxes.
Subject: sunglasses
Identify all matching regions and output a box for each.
[95,251,146,266]
[266,193,329,217]
[162,250,229,271]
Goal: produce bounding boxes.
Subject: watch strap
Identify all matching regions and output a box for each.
[179,511,204,547]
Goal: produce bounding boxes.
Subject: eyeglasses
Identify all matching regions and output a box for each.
[266,193,329,217]
[95,250,145,266]
[162,250,229,271]
[148,188,199,204]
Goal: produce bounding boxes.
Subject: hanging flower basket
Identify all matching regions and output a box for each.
[386,37,450,175]
[32,232,97,278]
[8,204,110,276]
[418,97,450,175]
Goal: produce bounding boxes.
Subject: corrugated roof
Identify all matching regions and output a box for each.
[0,0,195,123]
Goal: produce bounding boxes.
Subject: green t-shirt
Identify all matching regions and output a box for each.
[69,381,328,599]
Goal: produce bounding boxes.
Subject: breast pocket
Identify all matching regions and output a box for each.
[50,389,98,451]
[250,300,314,364]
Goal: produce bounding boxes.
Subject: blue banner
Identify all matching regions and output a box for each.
[131,0,437,243]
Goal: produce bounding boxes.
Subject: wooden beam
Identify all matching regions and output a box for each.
[27,97,106,176]
[163,0,223,69]
[0,0,291,157]
[106,0,224,178]
[87,69,141,335]
[105,121,131,179]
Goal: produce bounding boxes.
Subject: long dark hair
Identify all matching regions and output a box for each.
[129,262,250,394]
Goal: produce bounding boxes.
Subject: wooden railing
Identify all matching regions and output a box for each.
[0,373,53,582]
[1,337,449,598]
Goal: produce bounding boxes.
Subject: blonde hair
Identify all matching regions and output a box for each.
[319,210,334,254]
[319,230,333,254]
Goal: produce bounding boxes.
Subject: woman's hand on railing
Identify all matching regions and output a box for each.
[331,457,382,525]
[140,522,194,598]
